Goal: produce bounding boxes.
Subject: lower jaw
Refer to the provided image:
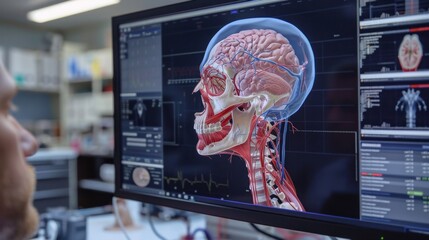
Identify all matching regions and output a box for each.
[196,134,228,154]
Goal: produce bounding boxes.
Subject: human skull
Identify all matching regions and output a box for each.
[193,18,314,155]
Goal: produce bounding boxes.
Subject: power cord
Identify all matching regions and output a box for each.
[250,223,283,240]
[146,205,168,240]
[112,196,132,240]
[192,228,213,240]
[113,200,212,240]
[178,215,213,240]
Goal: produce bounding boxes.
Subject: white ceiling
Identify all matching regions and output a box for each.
[0,0,187,30]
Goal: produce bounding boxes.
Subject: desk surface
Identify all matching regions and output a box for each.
[87,214,207,240]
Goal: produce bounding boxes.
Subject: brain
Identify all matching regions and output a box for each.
[398,34,423,71]
[200,18,315,121]
[210,29,299,100]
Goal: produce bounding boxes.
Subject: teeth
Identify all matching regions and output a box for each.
[219,113,231,122]
[194,122,222,134]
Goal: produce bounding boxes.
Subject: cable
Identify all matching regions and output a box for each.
[146,205,168,240]
[192,228,213,240]
[112,196,132,240]
[250,223,283,240]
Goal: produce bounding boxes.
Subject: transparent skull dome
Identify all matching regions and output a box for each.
[199,18,315,121]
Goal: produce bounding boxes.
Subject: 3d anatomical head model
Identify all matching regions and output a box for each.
[193,18,315,211]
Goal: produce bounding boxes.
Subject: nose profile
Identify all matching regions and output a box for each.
[10,117,39,157]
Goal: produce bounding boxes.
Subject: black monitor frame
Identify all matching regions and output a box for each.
[112,1,427,239]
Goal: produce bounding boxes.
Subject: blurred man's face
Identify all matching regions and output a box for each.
[0,62,39,239]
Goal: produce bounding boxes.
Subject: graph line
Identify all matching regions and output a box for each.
[164,170,229,193]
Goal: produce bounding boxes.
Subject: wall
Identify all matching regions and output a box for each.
[0,22,54,52]
[0,21,60,121]
[62,21,111,49]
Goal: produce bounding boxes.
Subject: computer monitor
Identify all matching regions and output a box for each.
[112,0,429,238]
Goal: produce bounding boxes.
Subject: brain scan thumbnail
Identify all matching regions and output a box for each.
[193,18,315,211]
[398,34,423,72]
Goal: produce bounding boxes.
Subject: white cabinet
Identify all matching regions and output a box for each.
[27,148,78,212]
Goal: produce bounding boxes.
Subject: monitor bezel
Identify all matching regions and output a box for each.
[112,1,426,239]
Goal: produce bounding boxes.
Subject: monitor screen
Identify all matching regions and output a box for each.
[113,0,429,238]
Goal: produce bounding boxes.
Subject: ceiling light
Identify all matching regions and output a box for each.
[28,0,121,23]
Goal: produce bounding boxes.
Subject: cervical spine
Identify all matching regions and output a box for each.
[245,119,304,211]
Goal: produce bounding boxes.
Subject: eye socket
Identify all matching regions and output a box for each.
[203,67,226,96]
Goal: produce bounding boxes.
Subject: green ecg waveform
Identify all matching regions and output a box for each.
[164,170,229,192]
